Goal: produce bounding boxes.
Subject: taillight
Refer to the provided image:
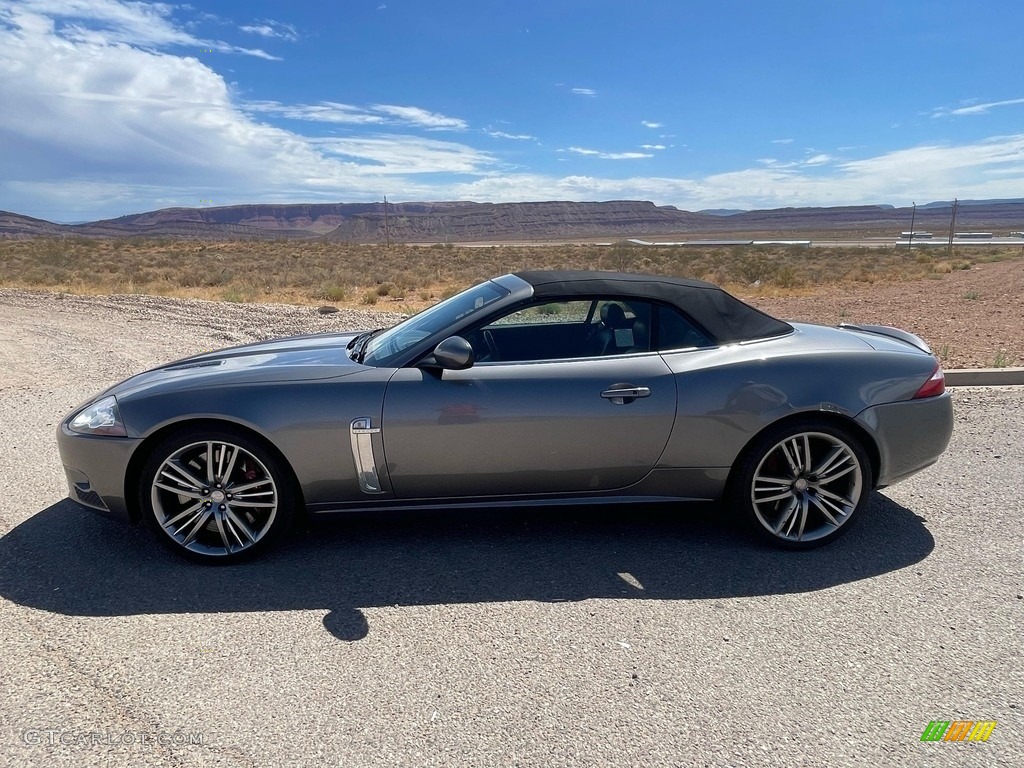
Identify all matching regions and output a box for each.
[913,364,945,399]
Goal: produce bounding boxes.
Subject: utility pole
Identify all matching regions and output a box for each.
[383,195,390,247]
[947,198,958,256]
[908,202,916,249]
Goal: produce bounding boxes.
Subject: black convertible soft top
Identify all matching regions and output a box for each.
[513,270,793,344]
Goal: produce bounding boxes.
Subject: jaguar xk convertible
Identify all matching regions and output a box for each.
[57,270,953,563]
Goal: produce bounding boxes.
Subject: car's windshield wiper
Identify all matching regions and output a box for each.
[349,328,384,363]
[346,331,370,352]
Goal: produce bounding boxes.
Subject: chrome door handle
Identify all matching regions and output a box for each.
[600,384,651,404]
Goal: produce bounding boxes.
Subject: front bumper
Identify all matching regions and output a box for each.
[856,392,954,487]
[56,423,143,523]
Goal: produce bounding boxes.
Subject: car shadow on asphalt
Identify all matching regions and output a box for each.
[0,494,933,642]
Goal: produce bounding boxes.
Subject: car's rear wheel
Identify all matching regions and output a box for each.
[730,420,872,549]
[140,428,296,563]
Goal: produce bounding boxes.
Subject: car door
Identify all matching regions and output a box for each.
[380,299,677,499]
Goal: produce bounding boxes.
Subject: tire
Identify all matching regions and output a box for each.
[728,419,873,549]
[139,427,297,564]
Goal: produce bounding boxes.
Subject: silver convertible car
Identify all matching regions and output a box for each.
[57,271,953,563]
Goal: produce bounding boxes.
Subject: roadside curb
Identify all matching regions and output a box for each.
[945,367,1024,387]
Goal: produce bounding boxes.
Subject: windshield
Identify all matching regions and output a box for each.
[361,281,509,366]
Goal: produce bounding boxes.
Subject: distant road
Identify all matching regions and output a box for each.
[441,237,1024,248]
[812,237,1024,248]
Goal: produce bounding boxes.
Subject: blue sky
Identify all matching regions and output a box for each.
[2,0,1023,221]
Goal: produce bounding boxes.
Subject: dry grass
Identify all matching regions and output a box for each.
[1,237,1020,309]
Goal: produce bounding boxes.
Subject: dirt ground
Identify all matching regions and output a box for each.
[750,257,1023,369]
[1,257,1020,371]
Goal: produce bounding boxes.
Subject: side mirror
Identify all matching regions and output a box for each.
[429,336,475,370]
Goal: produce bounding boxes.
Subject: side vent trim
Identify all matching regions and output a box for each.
[350,417,384,494]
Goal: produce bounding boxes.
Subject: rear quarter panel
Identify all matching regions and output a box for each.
[658,326,938,469]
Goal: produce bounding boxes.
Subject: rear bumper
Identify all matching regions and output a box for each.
[856,393,954,487]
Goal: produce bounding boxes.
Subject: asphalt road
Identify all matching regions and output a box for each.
[0,294,1020,767]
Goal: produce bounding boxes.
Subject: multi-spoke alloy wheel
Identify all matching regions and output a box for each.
[731,422,872,549]
[141,430,296,563]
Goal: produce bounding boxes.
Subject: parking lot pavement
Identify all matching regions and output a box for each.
[0,299,1020,767]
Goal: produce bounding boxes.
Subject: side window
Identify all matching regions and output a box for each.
[470,300,595,362]
[589,300,652,356]
[488,300,593,326]
[655,305,714,350]
[469,298,656,362]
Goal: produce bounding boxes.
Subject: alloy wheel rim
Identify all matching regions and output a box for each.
[151,440,278,556]
[750,431,863,543]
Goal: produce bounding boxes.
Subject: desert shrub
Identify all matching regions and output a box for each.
[607,245,639,271]
[222,287,256,303]
[737,254,778,284]
[361,291,379,305]
[848,268,877,283]
[771,265,802,288]
[2,238,1020,308]
[314,284,347,302]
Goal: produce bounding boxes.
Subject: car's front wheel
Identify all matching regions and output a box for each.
[140,428,297,563]
[729,420,873,549]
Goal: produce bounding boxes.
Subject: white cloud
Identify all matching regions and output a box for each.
[568,147,652,160]
[641,120,663,128]
[372,104,467,130]
[441,135,1024,210]
[6,0,279,58]
[312,136,495,174]
[640,144,666,150]
[759,153,831,169]
[757,158,800,169]
[771,138,794,144]
[245,101,468,130]
[836,135,1024,180]
[240,20,298,42]
[571,87,596,97]
[702,136,1024,207]
[245,101,388,125]
[485,129,536,141]
[0,2,495,218]
[933,97,1024,117]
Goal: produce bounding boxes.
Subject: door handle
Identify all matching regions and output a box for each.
[600,384,651,404]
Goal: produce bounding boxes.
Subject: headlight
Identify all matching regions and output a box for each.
[69,396,128,436]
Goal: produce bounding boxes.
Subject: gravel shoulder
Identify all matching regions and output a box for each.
[0,289,404,393]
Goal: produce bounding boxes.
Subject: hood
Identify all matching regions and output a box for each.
[103,332,366,399]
